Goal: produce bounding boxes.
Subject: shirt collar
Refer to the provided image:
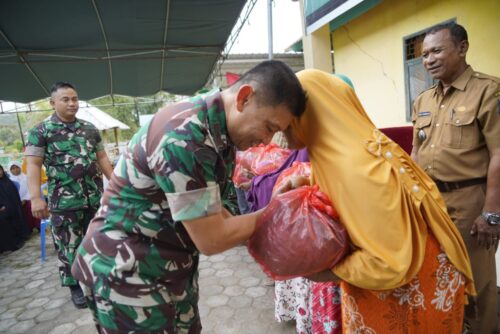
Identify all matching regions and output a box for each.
[203,88,233,153]
[434,65,473,96]
[49,113,81,129]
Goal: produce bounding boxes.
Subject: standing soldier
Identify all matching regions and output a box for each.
[412,23,500,333]
[25,82,113,308]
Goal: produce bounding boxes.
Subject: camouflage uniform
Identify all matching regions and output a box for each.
[72,89,238,333]
[25,114,104,286]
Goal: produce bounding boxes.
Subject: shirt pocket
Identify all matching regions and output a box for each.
[442,109,478,149]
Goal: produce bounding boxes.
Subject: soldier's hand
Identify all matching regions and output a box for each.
[31,197,49,219]
[470,215,499,250]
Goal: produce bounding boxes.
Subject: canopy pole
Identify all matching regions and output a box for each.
[16,112,25,147]
[267,0,273,60]
[113,128,118,147]
[134,98,140,126]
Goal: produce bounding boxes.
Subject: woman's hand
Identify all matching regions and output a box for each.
[272,176,311,197]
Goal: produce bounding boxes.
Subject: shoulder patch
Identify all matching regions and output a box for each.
[473,72,500,83]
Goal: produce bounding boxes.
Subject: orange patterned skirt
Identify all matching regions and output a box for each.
[340,233,466,334]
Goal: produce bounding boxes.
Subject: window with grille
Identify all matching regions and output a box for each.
[403,32,433,121]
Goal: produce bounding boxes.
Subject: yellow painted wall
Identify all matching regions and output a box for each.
[326,0,500,127]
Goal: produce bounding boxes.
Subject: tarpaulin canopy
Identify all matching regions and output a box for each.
[0,0,246,103]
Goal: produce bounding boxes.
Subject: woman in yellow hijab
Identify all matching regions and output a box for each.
[286,69,474,333]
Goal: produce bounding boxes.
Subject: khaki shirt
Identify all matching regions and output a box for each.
[412,66,500,182]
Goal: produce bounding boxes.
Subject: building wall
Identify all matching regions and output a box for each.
[327,0,499,127]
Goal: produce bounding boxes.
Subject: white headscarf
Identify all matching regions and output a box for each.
[9,161,29,201]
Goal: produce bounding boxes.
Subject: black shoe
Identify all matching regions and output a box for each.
[69,286,88,309]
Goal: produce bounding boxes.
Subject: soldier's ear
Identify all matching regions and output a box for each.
[235,85,253,113]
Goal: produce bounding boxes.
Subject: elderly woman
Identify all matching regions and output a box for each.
[284,69,474,333]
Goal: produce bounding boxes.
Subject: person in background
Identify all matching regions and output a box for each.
[70,60,306,333]
[282,68,475,333]
[22,156,48,199]
[25,82,113,309]
[0,164,30,252]
[10,161,40,232]
[411,22,499,334]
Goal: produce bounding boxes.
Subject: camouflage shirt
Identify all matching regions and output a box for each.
[25,114,104,212]
[73,89,238,307]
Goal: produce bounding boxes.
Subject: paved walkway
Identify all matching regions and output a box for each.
[0,232,296,334]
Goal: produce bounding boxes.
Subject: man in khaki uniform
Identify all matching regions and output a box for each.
[412,23,500,333]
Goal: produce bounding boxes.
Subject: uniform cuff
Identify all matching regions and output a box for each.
[166,185,222,221]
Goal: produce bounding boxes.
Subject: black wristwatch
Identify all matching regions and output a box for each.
[481,212,500,226]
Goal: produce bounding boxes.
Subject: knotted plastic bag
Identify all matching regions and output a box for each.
[248,185,349,280]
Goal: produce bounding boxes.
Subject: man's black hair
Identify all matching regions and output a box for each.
[426,22,468,45]
[231,60,306,117]
[50,82,77,95]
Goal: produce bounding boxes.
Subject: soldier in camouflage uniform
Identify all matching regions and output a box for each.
[71,60,306,333]
[25,82,113,309]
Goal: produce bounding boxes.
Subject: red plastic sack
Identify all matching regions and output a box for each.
[232,145,265,187]
[251,143,291,176]
[248,185,348,280]
[233,144,291,186]
[272,161,311,194]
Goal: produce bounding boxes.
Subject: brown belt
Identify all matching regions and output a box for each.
[433,177,487,192]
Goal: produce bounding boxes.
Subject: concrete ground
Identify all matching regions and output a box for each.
[1,232,499,334]
[0,232,296,334]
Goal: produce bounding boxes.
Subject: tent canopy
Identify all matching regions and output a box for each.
[0,0,246,103]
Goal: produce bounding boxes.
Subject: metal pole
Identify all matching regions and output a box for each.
[16,112,25,147]
[267,0,273,59]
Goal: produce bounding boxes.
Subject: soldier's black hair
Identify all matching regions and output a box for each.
[50,82,77,95]
[426,22,468,45]
[231,60,307,117]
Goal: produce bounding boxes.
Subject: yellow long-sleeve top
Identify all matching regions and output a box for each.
[292,69,475,295]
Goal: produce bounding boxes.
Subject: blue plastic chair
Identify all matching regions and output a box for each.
[40,219,50,262]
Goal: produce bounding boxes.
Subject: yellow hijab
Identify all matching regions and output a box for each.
[292,69,474,295]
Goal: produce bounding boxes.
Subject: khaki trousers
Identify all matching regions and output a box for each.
[441,184,498,334]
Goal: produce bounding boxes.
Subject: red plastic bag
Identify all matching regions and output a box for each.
[251,143,291,176]
[232,145,265,187]
[248,185,348,280]
[233,144,291,186]
[272,161,311,194]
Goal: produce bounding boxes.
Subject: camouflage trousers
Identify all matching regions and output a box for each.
[50,209,96,286]
[82,285,202,334]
